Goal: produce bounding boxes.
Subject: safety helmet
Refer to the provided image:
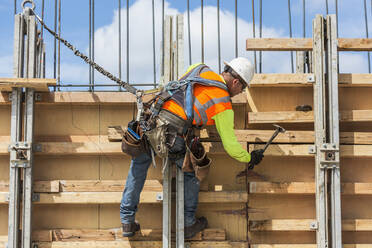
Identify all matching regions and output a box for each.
[224,57,255,87]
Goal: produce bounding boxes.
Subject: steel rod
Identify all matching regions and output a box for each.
[41,0,45,39]
[127,0,130,86]
[235,0,238,58]
[152,0,156,87]
[92,0,95,91]
[217,0,221,72]
[54,0,57,81]
[118,0,122,91]
[89,0,92,90]
[364,0,371,73]
[325,0,329,14]
[303,0,306,37]
[162,0,164,76]
[259,0,262,73]
[201,0,204,63]
[58,0,61,89]
[187,0,192,65]
[14,0,16,14]
[288,0,294,73]
[252,0,257,72]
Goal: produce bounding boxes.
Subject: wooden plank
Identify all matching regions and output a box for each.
[36,241,245,248]
[246,38,372,51]
[250,74,313,87]
[0,78,56,92]
[250,219,372,232]
[252,246,372,248]
[250,182,372,195]
[59,180,162,192]
[53,229,115,241]
[246,38,313,51]
[0,191,246,204]
[248,110,372,124]
[339,74,372,86]
[33,180,60,193]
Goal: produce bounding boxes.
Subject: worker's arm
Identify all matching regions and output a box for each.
[212,109,251,163]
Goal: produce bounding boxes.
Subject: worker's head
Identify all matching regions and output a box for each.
[222,57,254,97]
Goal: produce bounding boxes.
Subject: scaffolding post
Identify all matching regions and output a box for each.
[8,3,39,248]
[312,14,328,248]
[326,14,342,248]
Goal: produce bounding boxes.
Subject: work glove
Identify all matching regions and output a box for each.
[248,149,264,170]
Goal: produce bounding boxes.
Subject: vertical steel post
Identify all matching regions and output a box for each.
[312,14,328,248]
[326,15,342,248]
[162,158,172,248]
[8,13,25,248]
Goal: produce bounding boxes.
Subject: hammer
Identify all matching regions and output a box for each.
[261,124,286,153]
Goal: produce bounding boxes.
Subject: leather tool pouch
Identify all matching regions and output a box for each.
[145,117,169,158]
[121,121,148,158]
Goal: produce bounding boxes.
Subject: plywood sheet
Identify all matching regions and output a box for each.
[0,106,10,136]
[0,157,9,181]
[99,106,135,135]
[33,205,99,229]
[249,231,315,244]
[0,205,7,235]
[33,156,100,180]
[34,105,99,136]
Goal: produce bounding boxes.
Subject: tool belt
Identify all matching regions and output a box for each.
[182,130,211,182]
[121,120,149,158]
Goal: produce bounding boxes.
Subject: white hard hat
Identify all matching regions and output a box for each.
[224,57,255,86]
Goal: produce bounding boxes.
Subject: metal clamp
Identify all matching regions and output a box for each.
[310,221,318,230]
[32,193,40,202]
[307,74,315,83]
[8,142,32,152]
[10,160,30,168]
[319,143,339,170]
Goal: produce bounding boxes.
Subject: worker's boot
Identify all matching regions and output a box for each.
[184,217,208,239]
[122,221,140,237]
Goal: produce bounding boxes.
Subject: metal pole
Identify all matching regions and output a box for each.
[152,0,157,87]
[162,158,172,248]
[89,0,92,90]
[57,0,61,89]
[325,0,329,14]
[176,167,184,248]
[313,14,328,248]
[303,0,306,38]
[54,0,57,81]
[127,0,130,86]
[118,0,122,91]
[41,0,45,38]
[187,0,192,66]
[235,0,238,58]
[92,0,95,91]
[259,0,262,73]
[364,0,371,73]
[326,15,342,248]
[201,0,204,63]
[288,0,294,73]
[14,0,17,14]
[162,0,164,76]
[252,0,257,73]
[217,0,221,73]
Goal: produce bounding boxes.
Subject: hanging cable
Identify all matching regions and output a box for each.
[235,0,238,58]
[152,0,157,87]
[252,0,257,73]
[127,0,130,86]
[217,0,221,73]
[201,0,204,63]
[364,0,371,73]
[187,0,192,65]
[259,0,262,73]
[118,0,122,91]
[288,0,294,73]
[325,0,329,14]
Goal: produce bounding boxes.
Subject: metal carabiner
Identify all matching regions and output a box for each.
[22,0,36,11]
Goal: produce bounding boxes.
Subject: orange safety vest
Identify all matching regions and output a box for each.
[162,64,232,127]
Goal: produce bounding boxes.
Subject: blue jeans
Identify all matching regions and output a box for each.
[120,137,200,227]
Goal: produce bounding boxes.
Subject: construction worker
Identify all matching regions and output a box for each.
[120,57,264,238]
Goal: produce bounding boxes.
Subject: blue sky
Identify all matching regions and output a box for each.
[0,0,371,88]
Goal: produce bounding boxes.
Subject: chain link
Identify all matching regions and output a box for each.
[31,9,138,95]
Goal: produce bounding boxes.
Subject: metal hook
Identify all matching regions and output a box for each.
[22,0,35,11]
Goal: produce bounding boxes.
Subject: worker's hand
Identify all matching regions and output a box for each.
[248,149,264,170]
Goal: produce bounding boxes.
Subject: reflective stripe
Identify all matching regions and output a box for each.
[193,107,202,125]
[197,96,231,126]
[194,98,208,125]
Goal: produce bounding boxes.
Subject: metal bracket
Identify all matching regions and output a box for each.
[35,93,42,101]
[10,160,30,168]
[307,74,315,83]
[33,143,42,152]
[8,142,32,152]
[319,143,339,170]
[310,221,318,230]
[156,192,163,201]
[5,194,9,202]
[32,193,40,202]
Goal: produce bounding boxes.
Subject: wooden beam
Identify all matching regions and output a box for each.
[250,219,372,232]
[36,241,245,248]
[246,38,372,51]
[251,246,372,248]
[248,110,372,124]
[250,74,314,87]
[246,38,313,51]
[0,78,56,92]
[250,182,372,195]
[339,74,372,86]
[0,191,247,204]
[59,180,162,192]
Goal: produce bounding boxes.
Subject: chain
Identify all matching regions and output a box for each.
[30,9,138,95]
